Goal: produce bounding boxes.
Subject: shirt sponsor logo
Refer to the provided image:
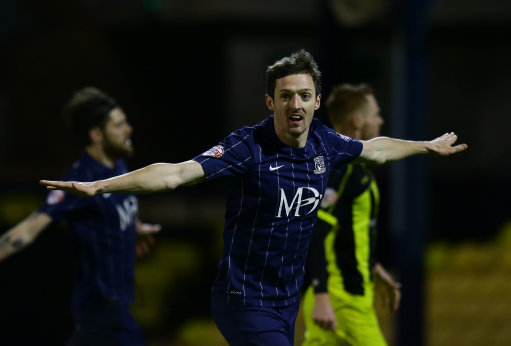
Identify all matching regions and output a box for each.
[202,145,225,158]
[116,196,138,231]
[277,187,322,217]
[313,156,326,174]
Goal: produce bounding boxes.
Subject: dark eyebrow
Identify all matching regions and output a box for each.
[279,88,313,94]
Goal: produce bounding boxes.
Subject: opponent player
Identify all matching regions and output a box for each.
[40,50,467,346]
[0,87,160,346]
[303,83,400,345]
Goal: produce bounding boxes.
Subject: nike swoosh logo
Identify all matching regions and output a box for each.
[269,165,284,171]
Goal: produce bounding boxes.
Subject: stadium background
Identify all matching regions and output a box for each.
[0,0,510,345]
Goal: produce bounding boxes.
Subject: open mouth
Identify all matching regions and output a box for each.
[289,111,304,119]
[289,114,303,125]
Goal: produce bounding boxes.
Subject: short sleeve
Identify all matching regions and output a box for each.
[192,131,253,181]
[38,165,91,222]
[327,130,363,167]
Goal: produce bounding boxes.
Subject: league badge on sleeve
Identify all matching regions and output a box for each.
[202,145,225,158]
[321,187,338,209]
[47,190,65,205]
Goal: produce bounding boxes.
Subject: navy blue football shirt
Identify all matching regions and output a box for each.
[39,152,139,320]
[193,115,362,308]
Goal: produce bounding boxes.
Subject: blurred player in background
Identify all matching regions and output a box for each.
[40,51,466,346]
[303,83,401,345]
[0,87,160,346]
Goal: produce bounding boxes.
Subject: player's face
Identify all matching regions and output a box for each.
[360,95,383,140]
[102,107,134,158]
[266,73,320,147]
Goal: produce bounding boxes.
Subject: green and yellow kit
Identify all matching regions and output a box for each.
[303,163,387,346]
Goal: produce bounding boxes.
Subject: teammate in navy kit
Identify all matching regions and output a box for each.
[40,50,467,346]
[0,87,160,346]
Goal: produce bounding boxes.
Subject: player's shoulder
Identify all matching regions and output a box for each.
[318,122,362,153]
[65,157,91,179]
[307,119,337,146]
[224,116,272,146]
[312,119,347,140]
[65,152,104,181]
[114,159,129,174]
[310,118,335,140]
[237,115,271,135]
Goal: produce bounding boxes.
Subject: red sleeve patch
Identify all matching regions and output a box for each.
[46,190,65,205]
[202,145,225,158]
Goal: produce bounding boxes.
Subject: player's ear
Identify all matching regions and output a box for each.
[89,126,103,144]
[351,112,363,130]
[265,94,275,111]
[315,93,321,110]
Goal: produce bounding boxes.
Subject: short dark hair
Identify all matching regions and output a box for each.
[266,49,322,98]
[63,87,118,145]
[326,83,374,125]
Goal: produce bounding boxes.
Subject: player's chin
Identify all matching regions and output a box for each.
[118,146,134,158]
[288,126,307,136]
[124,147,134,157]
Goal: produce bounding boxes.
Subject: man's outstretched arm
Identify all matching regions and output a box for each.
[355,132,468,165]
[40,160,205,196]
[0,212,52,261]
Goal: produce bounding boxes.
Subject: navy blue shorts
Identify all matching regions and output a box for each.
[67,307,145,346]
[211,293,300,346]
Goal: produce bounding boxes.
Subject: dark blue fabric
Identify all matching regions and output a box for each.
[193,115,362,308]
[38,152,140,341]
[211,291,300,346]
[66,306,145,346]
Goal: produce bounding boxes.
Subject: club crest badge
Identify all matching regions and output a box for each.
[313,156,326,174]
[202,145,225,158]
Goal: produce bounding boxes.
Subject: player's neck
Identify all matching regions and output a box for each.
[274,126,309,148]
[85,145,116,168]
[277,132,308,148]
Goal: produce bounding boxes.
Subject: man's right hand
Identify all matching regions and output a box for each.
[313,292,338,331]
[40,180,97,197]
